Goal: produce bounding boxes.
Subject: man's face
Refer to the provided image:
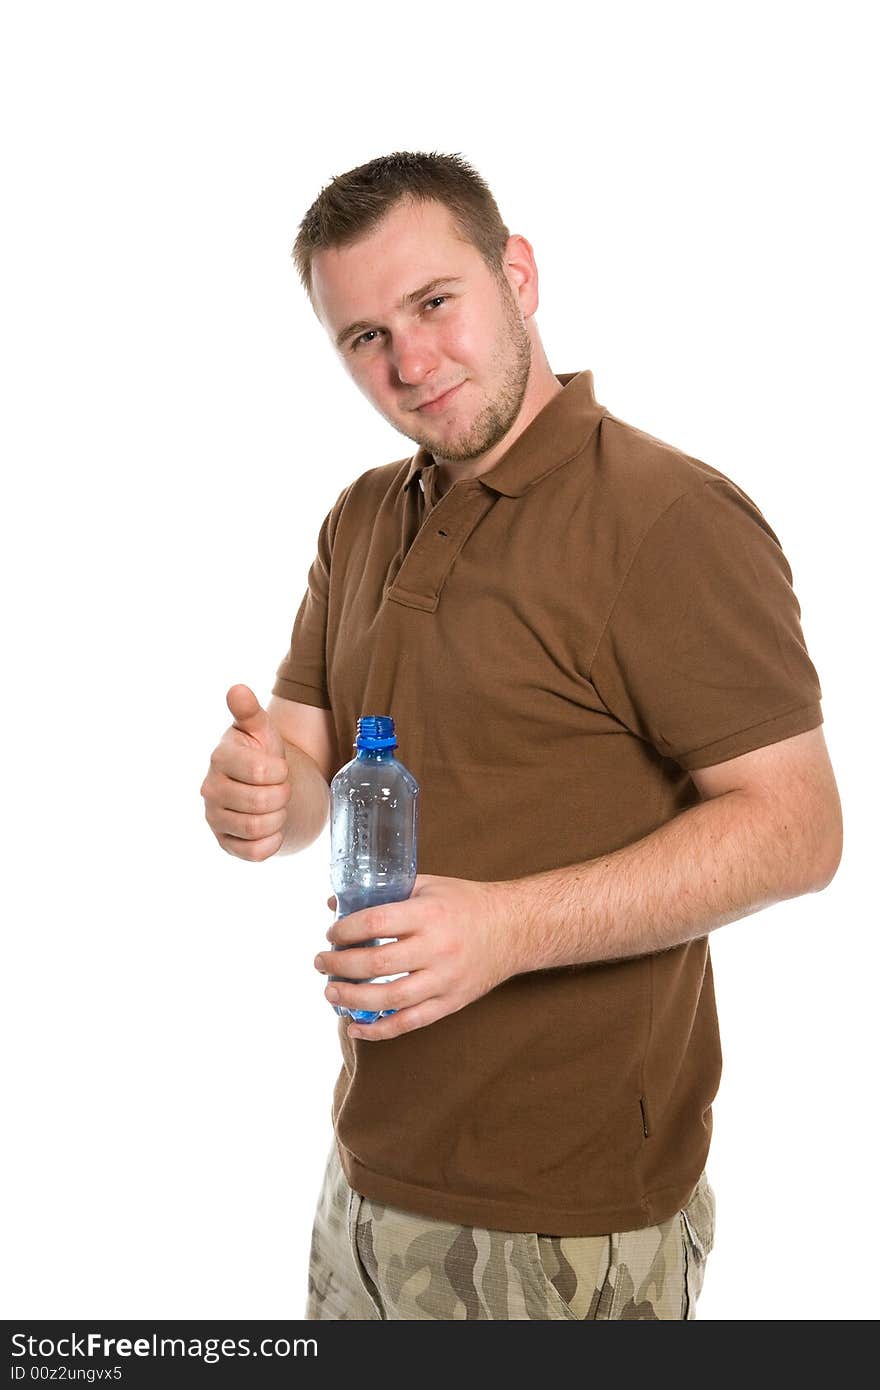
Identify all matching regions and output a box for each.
[311,198,533,464]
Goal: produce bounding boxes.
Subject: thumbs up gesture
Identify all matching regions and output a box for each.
[200,684,292,861]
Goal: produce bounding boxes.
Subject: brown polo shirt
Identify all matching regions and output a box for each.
[272,369,823,1235]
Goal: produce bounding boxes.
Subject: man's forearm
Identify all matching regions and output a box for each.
[276,741,331,856]
[493,789,836,974]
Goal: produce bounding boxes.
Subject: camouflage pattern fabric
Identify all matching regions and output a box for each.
[306,1142,715,1320]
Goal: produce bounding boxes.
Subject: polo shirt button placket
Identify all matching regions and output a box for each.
[385,483,496,612]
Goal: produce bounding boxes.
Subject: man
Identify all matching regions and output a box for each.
[200,151,842,1320]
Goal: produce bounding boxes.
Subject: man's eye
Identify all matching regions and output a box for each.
[351,297,449,351]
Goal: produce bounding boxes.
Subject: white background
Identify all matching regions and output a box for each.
[2,0,876,1322]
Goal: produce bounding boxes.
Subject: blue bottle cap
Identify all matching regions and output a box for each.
[355,715,398,750]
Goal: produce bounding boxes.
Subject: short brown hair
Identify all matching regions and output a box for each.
[292,150,511,308]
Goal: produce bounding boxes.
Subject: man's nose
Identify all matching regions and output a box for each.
[390,325,441,384]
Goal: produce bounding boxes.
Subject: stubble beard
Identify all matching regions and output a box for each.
[396,281,534,465]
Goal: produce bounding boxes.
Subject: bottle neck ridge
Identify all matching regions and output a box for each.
[355,747,397,762]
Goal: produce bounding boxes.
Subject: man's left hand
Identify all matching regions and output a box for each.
[313,874,518,1040]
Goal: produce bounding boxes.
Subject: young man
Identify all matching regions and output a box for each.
[201,151,842,1320]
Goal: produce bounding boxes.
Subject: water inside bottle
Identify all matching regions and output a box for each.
[330,882,410,1024]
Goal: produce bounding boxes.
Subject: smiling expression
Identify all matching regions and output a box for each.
[311,197,536,466]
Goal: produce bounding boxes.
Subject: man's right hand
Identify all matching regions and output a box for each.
[200,684,293,861]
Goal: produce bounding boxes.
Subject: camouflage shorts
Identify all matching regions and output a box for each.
[306,1141,716,1320]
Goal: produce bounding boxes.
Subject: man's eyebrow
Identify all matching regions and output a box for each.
[335,276,465,349]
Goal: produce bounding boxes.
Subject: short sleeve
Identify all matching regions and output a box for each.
[271,483,352,709]
[589,478,823,770]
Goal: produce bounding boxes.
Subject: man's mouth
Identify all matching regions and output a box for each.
[415,382,465,414]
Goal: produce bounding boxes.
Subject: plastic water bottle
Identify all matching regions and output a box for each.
[329,715,419,1024]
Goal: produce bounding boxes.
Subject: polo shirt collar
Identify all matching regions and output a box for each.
[403,369,605,498]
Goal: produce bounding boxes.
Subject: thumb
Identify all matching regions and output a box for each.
[226,683,283,751]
